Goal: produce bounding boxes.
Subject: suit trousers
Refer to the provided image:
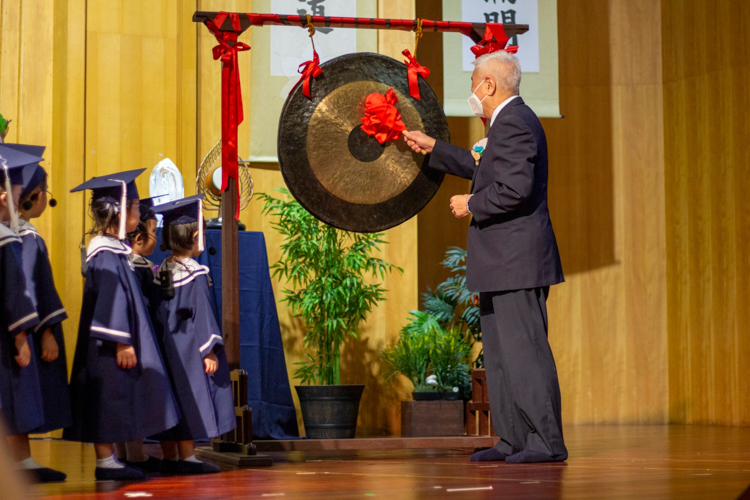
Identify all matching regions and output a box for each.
[479,287,568,458]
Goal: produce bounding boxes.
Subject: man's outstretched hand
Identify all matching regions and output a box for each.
[403,130,436,154]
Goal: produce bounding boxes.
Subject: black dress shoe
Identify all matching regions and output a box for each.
[95,465,146,481]
[176,460,221,475]
[123,456,163,473]
[470,447,508,462]
[505,449,568,463]
[160,459,180,476]
[28,467,67,483]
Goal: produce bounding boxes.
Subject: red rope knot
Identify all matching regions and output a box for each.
[470,24,518,58]
[360,87,407,145]
[402,49,431,101]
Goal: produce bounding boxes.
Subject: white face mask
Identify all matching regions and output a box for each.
[468,80,488,117]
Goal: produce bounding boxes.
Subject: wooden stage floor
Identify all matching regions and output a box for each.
[25,425,750,499]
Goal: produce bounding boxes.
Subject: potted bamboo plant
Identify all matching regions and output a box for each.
[259,189,399,439]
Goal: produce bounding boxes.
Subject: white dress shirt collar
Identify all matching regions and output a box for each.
[489,95,520,127]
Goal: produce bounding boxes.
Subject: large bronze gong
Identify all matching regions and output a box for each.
[278,52,450,233]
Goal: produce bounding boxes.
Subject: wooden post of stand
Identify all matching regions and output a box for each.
[221,179,240,370]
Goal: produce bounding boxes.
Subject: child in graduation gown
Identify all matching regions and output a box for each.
[0,145,66,483]
[16,164,73,438]
[113,197,164,473]
[128,197,163,311]
[65,169,180,481]
[152,194,235,475]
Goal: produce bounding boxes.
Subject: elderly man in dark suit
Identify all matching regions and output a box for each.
[403,50,567,463]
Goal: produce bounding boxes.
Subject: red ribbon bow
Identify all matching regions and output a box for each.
[470,24,518,58]
[206,12,250,220]
[360,88,407,145]
[402,49,430,101]
[294,50,323,99]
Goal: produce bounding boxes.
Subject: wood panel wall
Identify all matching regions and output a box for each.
[544,0,668,424]
[663,0,750,425]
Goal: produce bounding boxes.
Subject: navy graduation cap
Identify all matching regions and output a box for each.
[20,165,48,200]
[70,168,146,240]
[138,196,168,222]
[3,143,45,159]
[153,194,205,251]
[70,168,144,202]
[0,144,43,185]
[0,143,44,232]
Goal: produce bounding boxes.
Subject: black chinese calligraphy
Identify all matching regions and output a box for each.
[483,5,518,46]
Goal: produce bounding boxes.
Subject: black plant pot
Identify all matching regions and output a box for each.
[295,385,365,439]
[440,391,460,401]
[412,391,441,401]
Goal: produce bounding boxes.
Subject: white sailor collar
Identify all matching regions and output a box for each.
[17,218,39,238]
[132,254,155,269]
[87,235,132,262]
[155,257,209,287]
[0,222,21,248]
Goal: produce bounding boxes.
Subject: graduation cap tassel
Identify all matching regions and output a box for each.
[1,158,19,234]
[198,198,204,252]
[115,179,127,240]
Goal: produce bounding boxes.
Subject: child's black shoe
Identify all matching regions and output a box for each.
[123,456,162,473]
[160,459,180,476]
[94,465,145,481]
[176,460,220,475]
[28,467,67,483]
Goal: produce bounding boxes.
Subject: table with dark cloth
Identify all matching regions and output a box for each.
[151,228,298,440]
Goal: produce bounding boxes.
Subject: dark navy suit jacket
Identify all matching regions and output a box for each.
[428,97,564,293]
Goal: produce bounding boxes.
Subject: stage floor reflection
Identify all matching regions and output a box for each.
[30,425,750,499]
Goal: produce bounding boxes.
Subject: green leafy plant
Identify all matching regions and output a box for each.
[429,326,472,394]
[381,313,434,391]
[259,188,400,386]
[382,313,472,398]
[421,247,483,367]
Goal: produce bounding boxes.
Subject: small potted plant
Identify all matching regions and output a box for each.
[427,326,472,400]
[381,311,436,400]
[382,314,472,437]
[259,189,400,439]
[382,312,472,401]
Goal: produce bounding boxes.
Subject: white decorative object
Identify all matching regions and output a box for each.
[426,374,439,386]
[149,158,184,226]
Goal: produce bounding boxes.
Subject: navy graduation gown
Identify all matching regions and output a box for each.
[64,236,180,443]
[17,220,72,433]
[132,254,159,311]
[152,258,235,441]
[0,224,44,435]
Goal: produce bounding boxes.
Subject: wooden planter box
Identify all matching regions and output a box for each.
[401,400,464,437]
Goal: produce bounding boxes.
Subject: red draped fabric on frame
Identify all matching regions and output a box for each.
[206,12,249,220]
